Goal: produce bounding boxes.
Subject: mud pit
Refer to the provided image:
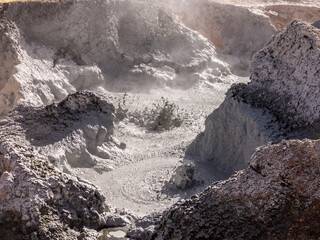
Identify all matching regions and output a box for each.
[82,88,237,216]
[1,0,320,239]
[0,0,247,217]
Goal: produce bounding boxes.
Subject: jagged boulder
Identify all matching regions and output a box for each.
[247,20,320,128]
[188,21,320,172]
[153,139,320,240]
[166,161,196,190]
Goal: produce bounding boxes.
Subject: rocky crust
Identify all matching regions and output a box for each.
[246,20,320,128]
[188,20,320,172]
[153,139,320,240]
[0,92,128,240]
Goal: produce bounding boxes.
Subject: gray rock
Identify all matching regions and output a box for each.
[187,93,280,173]
[127,213,162,240]
[167,161,196,190]
[312,19,320,29]
[248,20,320,128]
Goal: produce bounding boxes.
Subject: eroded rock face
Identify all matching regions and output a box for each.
[0,92,127,239]
[261,4,320,30]
[188,21,320,172]
[172,0,276,70]
[187,93,281,173]
[0,19,21,119]
[0,144,107,240]
[153,139,320,240]
[165,0,320,74]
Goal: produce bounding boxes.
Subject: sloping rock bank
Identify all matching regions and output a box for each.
[171,0,276,72]
[0,92,128,240]
[152,139,320,240]
[188,20,320,173]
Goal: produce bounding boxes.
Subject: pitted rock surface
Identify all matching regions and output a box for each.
[241,20,320,128]
[153,139,320,240]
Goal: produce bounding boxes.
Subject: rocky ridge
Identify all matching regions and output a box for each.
[11,91,126,175]
[128,19,320,240]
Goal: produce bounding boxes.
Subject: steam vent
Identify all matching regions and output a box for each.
[1,0,320,239]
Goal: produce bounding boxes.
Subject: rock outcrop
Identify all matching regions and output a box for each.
[0,92,128,240]
[9,91,124,174]
[247,20,320,128]
[153,139,320,240]
[2,1,320,239]
[188,21,320,172]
